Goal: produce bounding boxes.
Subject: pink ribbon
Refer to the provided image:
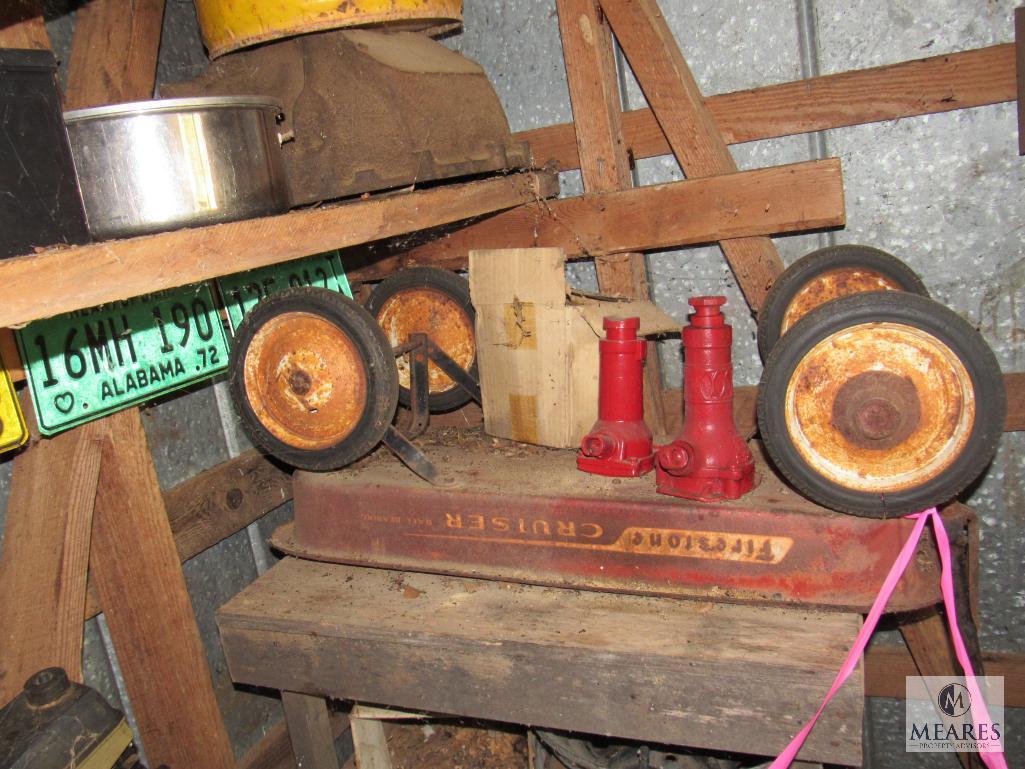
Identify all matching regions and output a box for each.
[769,507,1007,768]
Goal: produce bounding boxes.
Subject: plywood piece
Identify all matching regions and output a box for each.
[64,0,164,110]
[386,159,844,278]
[90,408,236,769]
[0,420,103,703]
[598,0,784,310]
[0,170,558,328]
[518,44,1017,170]
[219,559,864,764]
[282,692,341,769]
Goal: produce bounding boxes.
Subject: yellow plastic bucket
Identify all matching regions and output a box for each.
[195,0,464,59]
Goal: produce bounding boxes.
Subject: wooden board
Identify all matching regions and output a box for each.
[64,0,164,110]
[598,0,784,310]
[556,0,666,433]
[0,0,49,50]
[82,448,293,620]
[0,420,102,703]
[89,408,236,769]
[0,170,558,328]
[281,692,341,769]
[377,159,843,278]
[518,44,1018,171]
[219,558,863,764]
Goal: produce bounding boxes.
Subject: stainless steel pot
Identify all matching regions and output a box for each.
[64,96,292,240]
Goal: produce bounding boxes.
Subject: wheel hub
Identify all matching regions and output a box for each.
[782,267,903,335]
[831,370,920,449]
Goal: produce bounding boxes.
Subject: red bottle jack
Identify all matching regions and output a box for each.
[656,297,755,500]
[577,316,655,477]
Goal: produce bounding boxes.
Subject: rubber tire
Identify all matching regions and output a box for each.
[757,244,929,362]
[758,292,1004,517]
[364,267,477,412]
[228,287,399,472]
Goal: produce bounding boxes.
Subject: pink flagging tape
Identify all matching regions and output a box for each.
[769,507,1007,769]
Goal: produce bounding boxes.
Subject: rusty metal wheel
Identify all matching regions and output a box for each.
[229,287,398,471]
[757,245,929,361]
[758,292,1004,517]
[365,267,477,412]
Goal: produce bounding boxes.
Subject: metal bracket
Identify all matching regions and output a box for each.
[385,333,481,485]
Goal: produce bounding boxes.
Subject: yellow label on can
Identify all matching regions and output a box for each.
[0,353,28,453]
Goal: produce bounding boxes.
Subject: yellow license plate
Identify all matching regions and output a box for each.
[0,352,28,453]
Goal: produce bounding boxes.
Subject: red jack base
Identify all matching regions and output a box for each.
[577,420,656,477]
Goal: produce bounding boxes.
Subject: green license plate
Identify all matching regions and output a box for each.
[17,283,229,435]
[217,251,352,333]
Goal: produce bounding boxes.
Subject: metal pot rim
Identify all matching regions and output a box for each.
[64,95,285,122]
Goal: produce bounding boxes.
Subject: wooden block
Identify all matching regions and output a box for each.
[518,44,1018,170]
[1018,10,1025,156]
[64,0,164,110]
[90,408,236,769]
[0,170,558,328]
[219,559,864,764]
[0,420,103,703]
[282,692,341,769]
[598,0,784,310]
[376,159,844,279]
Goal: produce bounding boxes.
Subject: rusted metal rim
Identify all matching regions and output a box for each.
[375,287,475,393]
[781,268,904,336]
[243,311,369,451]
[784,322,976,493]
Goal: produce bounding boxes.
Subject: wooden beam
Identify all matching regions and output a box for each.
[240,711,349,769]
[383,159,843,278]
[518,44,1017,171]
[864,643,1025,708]
[0,419,103,703]
[0,170,557,328]
[556,0,666,433]
[64,0,165,110]
[1006,370,1025,431]
[598,0,784,311]
[281,692,341,769]
[90,409,236,768]
[82,448,293,620]
[0,0,50,50]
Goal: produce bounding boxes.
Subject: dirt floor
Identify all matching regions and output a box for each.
[342,720,530,769]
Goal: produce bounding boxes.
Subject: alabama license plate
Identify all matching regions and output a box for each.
[0,353,27,452]
[217,251,353,333]
[17,284,230,435]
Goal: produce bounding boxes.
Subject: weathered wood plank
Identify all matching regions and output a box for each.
[556,0,666,433]
[0,419,103,702]
[82,448,293,620]
[282,692,341,769]
[219,559,863,764]
[598,0,784,310]
[0,170,558,328]
[350,718,393,769]
[0,0,50,50]
[518,44,1017,170]
[64,0,164,110]
[372,159,843,279]
[90,409,236,769]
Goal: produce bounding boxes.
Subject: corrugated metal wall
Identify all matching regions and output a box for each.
[0,1,1020,766]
